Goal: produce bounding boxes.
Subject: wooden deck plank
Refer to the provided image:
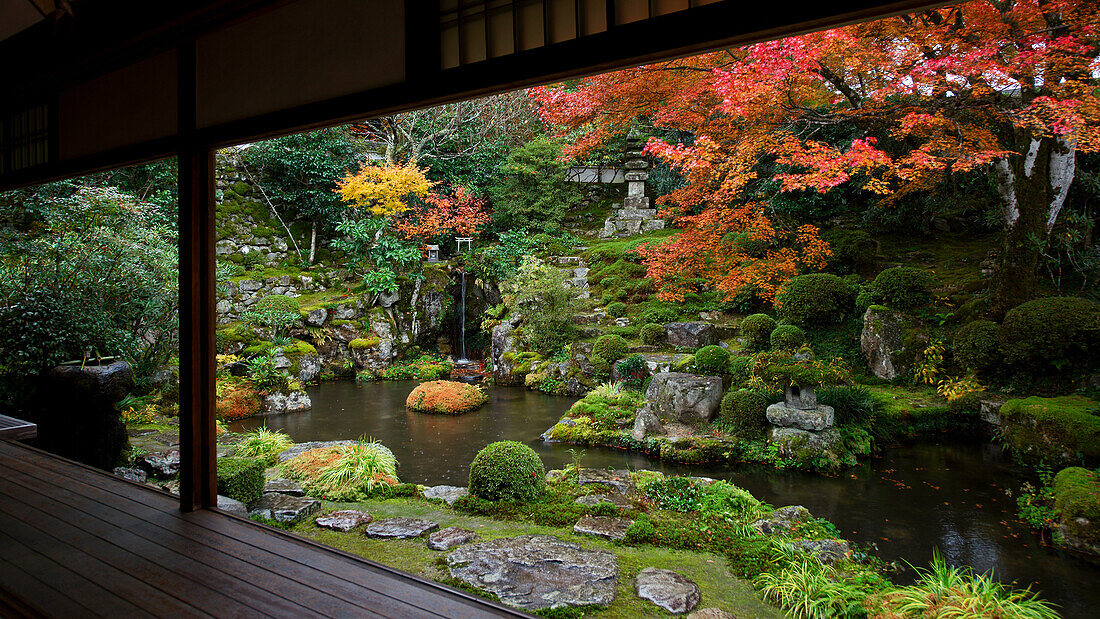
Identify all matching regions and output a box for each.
[0,414,36,440]
[0,471,327,619]
[0,439,530,619]
[3,451,434,618]
[2,461,377,618]
[0,530,123,618]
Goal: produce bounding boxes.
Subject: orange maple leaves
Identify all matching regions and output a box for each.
[392,186,490,242]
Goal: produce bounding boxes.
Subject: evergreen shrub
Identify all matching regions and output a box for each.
[728,355,753,387]
[998,297,1100,372]
[775,273,855,326]
[952,320,1000,373]
[770,325,806,350]
[605,302,627,317]
[740,314,777,350]
[640,323,666,345]
[468,441,546,502]
[591,334,629,375]
[216,457,264,504]
[869,267,936,311]
[718,389,770,437]
[694,345,730,375]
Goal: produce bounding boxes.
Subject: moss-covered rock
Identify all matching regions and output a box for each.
[1000,396,1100,466]
[998,296,1100,375]
[1052,467,1100,555]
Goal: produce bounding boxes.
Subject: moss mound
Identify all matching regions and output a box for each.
[775,273,856,326]
[770,324,806,350]
[592,334,629,374]
[469,441,546,502]
[1000,396,1100,466]
[998,296,1100,373]
[718,389,770,438]
[640,323,666,345]
[694,345,730,375]
[952,320,999,373]
[406,380,488,414]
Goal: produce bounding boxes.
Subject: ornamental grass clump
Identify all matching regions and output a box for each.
[283,439,399,501]
[468,441,546,502]
[883,551,1059,619]
[233,427,293,465]
[405,380,488,414]
[755,559,865,619]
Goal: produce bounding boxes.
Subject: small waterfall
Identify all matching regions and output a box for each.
[459,270,467,361]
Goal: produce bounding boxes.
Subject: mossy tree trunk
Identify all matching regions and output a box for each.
[991,134,1076,318]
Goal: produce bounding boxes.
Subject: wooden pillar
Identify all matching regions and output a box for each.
[178,42,217,512]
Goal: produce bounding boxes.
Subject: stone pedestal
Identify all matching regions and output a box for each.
[599,133,666,238]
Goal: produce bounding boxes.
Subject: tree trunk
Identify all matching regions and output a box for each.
[309,220,317,264]
[991,135,1076,318]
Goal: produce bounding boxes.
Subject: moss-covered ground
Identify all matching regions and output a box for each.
[290,494,782,618]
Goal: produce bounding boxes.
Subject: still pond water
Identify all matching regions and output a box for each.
[231,380,1100,618]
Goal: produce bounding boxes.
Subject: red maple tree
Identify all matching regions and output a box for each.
[393,185,490,243]
[532,0,1100,313]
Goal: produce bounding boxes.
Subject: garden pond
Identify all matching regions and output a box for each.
[230,380,1100,618]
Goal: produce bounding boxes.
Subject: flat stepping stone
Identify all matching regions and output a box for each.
[217,495,248,518]
[573,515,633,541]
[427,527,477,551]
[247,493,320,524]
[635,567,701,614]
[315,510,373,532]
[574,493,630,509]
[364,518,439,539]
[264,478,304,496]
[447,535,618,611]
[422,485,468,505]
[578,468,634,495]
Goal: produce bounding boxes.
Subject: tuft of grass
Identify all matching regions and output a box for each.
[283,438,399,501]
[233,427,294,465]
[754,559,864,619]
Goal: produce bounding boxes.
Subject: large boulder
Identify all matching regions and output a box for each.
[490,317,523,385]
[262,391,312,415]
[750,505,812,535]
[665,322,718,348]
[860,307,926,379]
[644,373,723,424]
[766,403,835,431]
[446,535,618,610]
[632,406,665,441]
[768,427,847,464]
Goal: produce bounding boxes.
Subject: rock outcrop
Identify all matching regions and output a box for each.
[644,373,723,424]
[665,322,718,348]
[860,307,926,379]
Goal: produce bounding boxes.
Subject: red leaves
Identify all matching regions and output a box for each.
[392,186,490,242]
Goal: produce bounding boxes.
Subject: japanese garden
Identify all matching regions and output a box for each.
[3,1,1100,617]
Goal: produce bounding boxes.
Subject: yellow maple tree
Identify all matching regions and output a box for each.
[335,160,435,217]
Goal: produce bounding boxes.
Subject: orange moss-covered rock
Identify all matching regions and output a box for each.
[406,380,488,415]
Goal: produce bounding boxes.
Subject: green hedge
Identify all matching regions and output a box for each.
[870,266,936,311]
[216,457,265,504]
[718,389,770,438]
[592,334,629,375]
[640,323,666,346]
[468,441,546,502]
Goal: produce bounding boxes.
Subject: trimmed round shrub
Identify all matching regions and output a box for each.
[640,323,666,346]
[870,267,936,311]
[718,389,770,437]
[769,324,806,350]
[694,345,730,375]
[775,273,856,327]
[952,320,1000,373]
[740,314,777,350]
[592,334,629,374]
[469,441,546,501]
[244,294,301,334]
[605,302,627,317]
[406,380,488,414]
[998,297,1100,372]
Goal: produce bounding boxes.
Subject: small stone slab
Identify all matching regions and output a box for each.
[364,518,439,539]
[574,515,634,541]
[247,493,320,524]
[315,510,373,532]
[447,535,618,610]
[264,478,304,496]
[766,403,834,431]
[217,495,248,518]
[750,505,812,535]
[428,527,478,551]
[422,485,468,506]
[793,539,850,565]
[578,468,634,495]
[113,467,146,483]
[574,493,630,509]
[635,567,701,615]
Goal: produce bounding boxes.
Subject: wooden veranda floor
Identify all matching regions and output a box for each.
[0,439,529,618]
